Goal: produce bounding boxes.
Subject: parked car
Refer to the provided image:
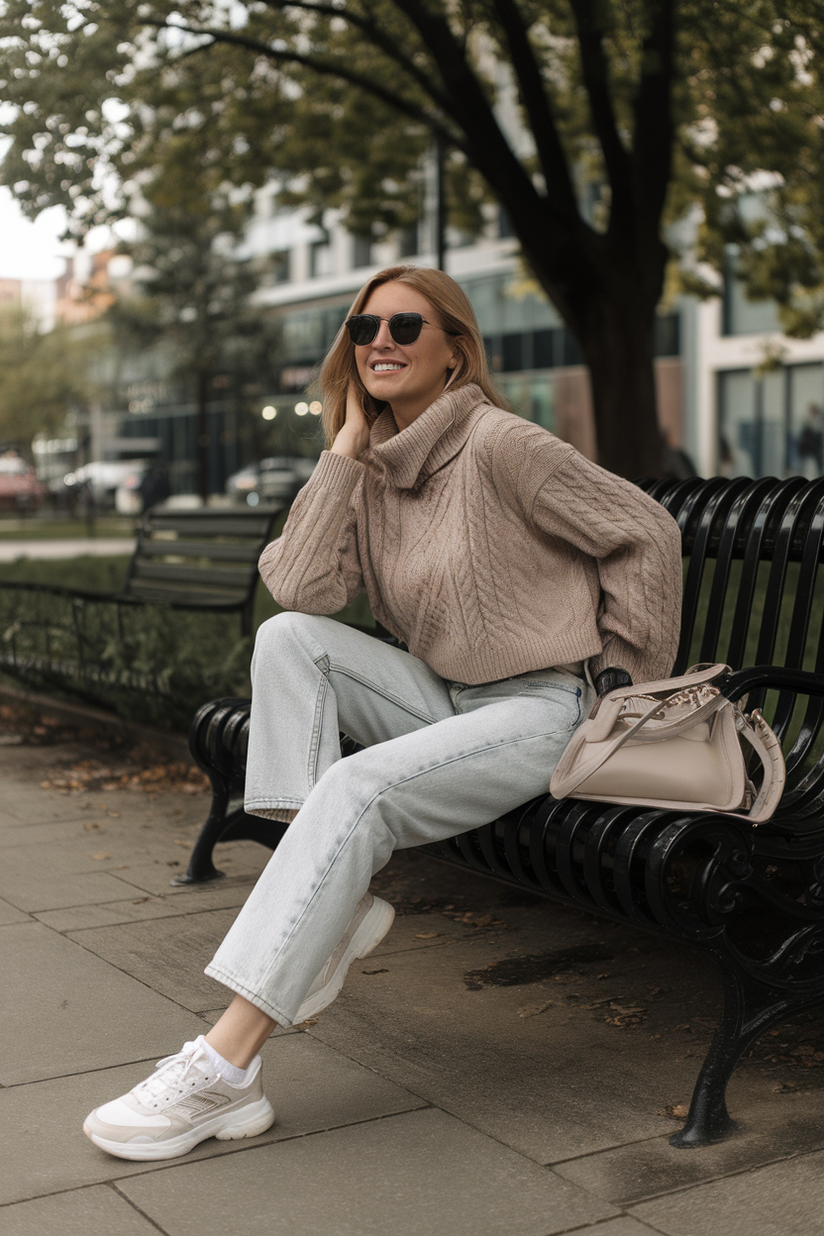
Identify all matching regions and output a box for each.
[62,460,148,509]
[225,456,316,506]
[0,452,46,513]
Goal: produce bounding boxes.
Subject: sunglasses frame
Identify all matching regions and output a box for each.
[345,312,454,347]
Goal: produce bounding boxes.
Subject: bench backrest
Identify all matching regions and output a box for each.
[123,506,281,635]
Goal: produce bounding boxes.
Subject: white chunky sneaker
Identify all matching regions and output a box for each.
[83,1036,275,1161]
[294,893,395,1023]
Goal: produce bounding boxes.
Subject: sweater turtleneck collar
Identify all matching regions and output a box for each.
[365,382,490,490]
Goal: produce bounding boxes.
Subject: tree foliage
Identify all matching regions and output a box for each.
[1,1,822,474]
[0,306,97,448]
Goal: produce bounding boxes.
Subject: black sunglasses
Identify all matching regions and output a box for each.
[345,312,454,347]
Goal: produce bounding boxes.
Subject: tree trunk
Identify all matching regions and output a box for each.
[579,295,663,478]
[514,219,669,479]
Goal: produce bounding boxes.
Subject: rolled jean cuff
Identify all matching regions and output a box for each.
[246,797,305,822]
[203,962,295,1029]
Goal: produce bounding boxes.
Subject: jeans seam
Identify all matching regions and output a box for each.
[328,661,449,725]
[308,655,330,790]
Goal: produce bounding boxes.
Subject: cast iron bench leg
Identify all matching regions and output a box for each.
[672,945,824,1147]
[172,783,288,884]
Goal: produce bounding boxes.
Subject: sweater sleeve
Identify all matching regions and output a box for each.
[258,450,366,614]
[525,441,683,684]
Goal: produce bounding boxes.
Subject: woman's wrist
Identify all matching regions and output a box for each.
[330,425,369,459]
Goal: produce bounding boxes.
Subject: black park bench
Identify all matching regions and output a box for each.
[0,505,281,701]
[121,506,282,637]
[181,475,824,1150]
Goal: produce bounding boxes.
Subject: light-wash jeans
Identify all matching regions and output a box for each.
[205,613,593,1026]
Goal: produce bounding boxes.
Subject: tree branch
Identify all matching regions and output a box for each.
[254,0,451,110]
[491,0,579,223]
[141,16,462,150]
[630,0,676,230]
[567,0,632,210]
[375,0,573,230]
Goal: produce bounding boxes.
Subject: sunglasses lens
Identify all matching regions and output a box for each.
[346,313,425,346]
[346,316,379,346]
[389,313,423,344]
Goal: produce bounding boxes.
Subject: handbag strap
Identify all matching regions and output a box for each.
[725,709,786,824]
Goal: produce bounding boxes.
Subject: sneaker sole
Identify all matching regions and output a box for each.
[83,1095,275,1162]
[295,896,395,1022]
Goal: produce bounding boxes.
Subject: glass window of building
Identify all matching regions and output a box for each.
[270,251,291,285]
[352,233,373,269]
[309,241,334,279]
[719,363,824,478]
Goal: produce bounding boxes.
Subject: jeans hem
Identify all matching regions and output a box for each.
[203,963,294,1029]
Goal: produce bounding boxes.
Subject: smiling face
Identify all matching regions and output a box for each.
[354,282,458,430]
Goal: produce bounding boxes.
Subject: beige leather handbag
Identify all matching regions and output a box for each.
[550,664,786,823]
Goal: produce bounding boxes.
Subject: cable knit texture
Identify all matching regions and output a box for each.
[258,384,683,685]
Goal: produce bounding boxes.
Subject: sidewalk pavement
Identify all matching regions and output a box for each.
[0,538,134,562]
[2,717,824,1236]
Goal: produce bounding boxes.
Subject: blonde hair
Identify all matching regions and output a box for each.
[318,265,507,446]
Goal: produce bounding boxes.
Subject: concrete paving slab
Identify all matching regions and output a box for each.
[0,895,30,924]
[0,829,261,911]
[0,785,102,825]
[0,1032,423,1206]
[113,843,269,896]
[306,917,725,1163]
[117,1107,617,1236]
[630,1148,824,1235]
[0,853,143,912]
[0,921,201,1085]
[66,907,242,1013]
[0,817,110,849]
[554,1091,824,1205]
[569,1221,665,1236]
[0,1184,161,1236]
[34,879,256,932]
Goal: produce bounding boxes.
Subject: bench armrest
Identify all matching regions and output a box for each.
[722,665,824,703]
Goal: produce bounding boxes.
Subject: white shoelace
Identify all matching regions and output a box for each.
[135,1042,214,1106]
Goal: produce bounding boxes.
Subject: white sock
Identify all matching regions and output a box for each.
[198,1036,255,1087]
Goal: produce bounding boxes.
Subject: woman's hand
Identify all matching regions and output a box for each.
[330,383,372,459]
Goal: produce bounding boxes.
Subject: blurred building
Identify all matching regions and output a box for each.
[238,190,682,467]
[35,188,824,493]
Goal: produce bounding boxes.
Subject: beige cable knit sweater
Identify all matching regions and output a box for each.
[259,383,683,686]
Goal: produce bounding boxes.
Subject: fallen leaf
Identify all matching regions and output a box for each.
[518,1000,554,1020]
[415,932,439,939]
[362,968,389,976]
[659,1103,689,1120]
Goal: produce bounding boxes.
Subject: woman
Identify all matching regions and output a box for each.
[84,266,683,1161]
